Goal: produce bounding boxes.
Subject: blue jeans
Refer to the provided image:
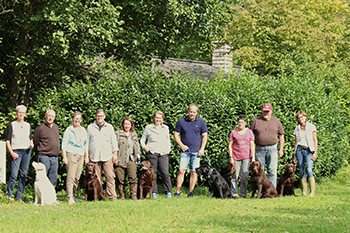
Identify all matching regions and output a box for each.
[179,151,200,171]
[6,148,31,199]
[230,159,250,197]
[295,147,314,178]
[255,144,278,188]
[37,155,58,188]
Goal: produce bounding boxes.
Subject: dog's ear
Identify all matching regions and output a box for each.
[258,162,262,171]
[284,164,288,170]
[148,161,154,168]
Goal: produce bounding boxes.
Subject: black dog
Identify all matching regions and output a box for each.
[277,163,296,197]
[196,164,231,199]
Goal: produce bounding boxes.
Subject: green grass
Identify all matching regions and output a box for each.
[1,165,350,233]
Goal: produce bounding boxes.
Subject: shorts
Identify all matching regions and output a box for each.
[179,151,201,171]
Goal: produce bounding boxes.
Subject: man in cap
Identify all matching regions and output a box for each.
[249,103,285,188]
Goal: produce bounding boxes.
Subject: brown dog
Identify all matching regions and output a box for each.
[277,163,296,197]
[84,163,106,201]
[138,161,155,200]
[250,161,278,198]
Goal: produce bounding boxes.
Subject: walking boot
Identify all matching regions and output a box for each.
[118,184,125,200]
[300,178,307,196]
[130,183,138,200]
[308,177,316,197]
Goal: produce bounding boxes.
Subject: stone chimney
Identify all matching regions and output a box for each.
[212,41,232,72]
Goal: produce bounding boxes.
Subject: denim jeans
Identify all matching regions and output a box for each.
[230,159,250,197]
[6,148,31,199]
[295,147,314,178]
[255,144,278,188]
[37,155,58,188]
[179,151,200,171]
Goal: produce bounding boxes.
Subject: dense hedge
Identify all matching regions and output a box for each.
[5,65,349,190]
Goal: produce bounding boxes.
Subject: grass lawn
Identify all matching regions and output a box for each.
[0,164,349,233]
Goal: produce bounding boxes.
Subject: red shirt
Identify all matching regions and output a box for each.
[229,128,255,160]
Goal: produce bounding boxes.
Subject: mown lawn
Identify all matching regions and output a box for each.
[0,164,349,233]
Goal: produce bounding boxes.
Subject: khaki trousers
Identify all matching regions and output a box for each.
[93,159,117,200]
[66,152,84,197]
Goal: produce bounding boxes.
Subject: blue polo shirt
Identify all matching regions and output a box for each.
[174,116,208,153]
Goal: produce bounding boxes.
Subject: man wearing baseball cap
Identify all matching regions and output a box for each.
[249,103,285,188]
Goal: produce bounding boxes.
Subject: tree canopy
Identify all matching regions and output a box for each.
[0,0,228,108]
[226,0,350,75]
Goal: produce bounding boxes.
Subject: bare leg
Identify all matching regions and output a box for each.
[176,169,186,193]
[189,171,197,193]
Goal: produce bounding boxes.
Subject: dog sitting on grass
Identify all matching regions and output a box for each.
[32,161,59,205]
[195,164,232,199]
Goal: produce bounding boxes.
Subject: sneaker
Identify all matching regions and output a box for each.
[187,192,194,198]
[166,193,172,198]
[232,196,240,199]
[152,193,158,199]
[15,198,23,203]
[174,192,180,198]
[68,197,75,204]
[73,197,79,203]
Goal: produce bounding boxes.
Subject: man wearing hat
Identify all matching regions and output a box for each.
[249,103,285,188]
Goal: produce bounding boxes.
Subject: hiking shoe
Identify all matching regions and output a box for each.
[166,193,172,198]
[232,196,240,199]
[68,197,75,204]
[73,197,79,203]
[152,193,158,199]
[15,198,23,203]
[187,192,194,198]
[174,192,180,198]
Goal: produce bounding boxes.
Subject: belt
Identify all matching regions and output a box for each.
[297,145,309,150]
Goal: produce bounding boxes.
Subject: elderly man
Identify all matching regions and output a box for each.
[34,109,60,188]
[173,104,208,198]
[249,103,285,188]
[87,109,119,201]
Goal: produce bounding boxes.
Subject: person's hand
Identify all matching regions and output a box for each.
[278,150,284,158]
[11,152,19,160]
[293,156,297,164]
[311,152,317,161]
[181,145,189,152]
[198,149,204,157]
[112,155,118,164]
[84,157,90,165]
[30,141,34,149]
[62,157,68,165]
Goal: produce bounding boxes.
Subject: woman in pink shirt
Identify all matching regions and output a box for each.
[228,115,255,199]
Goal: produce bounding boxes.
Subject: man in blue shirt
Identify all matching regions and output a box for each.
[174,104,208,198]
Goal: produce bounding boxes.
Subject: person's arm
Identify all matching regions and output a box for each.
[278,134,284,158]
[293,135,297,164]
[228,140,234,164]
[250,140,255,161]
[140,127,150,153]
[198,132,208,157]
[311,131,318,160]
[61,129,69,165]
[62,149,68,165]
[6,140,18,160]
[174,131,188,152]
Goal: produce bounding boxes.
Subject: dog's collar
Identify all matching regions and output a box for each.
[207,168,214,178]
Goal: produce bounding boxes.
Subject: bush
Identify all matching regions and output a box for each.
[15,64,350,190]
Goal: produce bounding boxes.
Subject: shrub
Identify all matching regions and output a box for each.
[16,65,350,189]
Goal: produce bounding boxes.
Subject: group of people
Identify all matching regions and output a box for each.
[5,102,317,203]
[229,103,318,198]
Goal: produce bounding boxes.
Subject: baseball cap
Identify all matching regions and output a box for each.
[262,103,272,111]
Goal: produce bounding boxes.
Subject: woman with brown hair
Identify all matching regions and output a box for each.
[115,117,141,200]
[293,111,318,197]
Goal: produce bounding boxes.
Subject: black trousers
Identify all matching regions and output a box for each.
[146,152,172,194]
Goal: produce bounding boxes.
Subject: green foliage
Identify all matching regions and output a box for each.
[226,0,350,75]
[23,64,349,189]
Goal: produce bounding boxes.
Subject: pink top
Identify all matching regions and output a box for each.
[229,128,255,160]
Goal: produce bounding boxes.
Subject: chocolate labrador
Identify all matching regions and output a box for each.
[250,161,278,198]
[277,163,296,197]
[84,163,106,201]
[138,161,155,200]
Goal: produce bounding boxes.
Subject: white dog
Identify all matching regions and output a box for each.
[32,161,58,205]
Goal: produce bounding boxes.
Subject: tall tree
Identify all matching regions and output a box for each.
[0,0,228,108]
[226,0,350,75]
